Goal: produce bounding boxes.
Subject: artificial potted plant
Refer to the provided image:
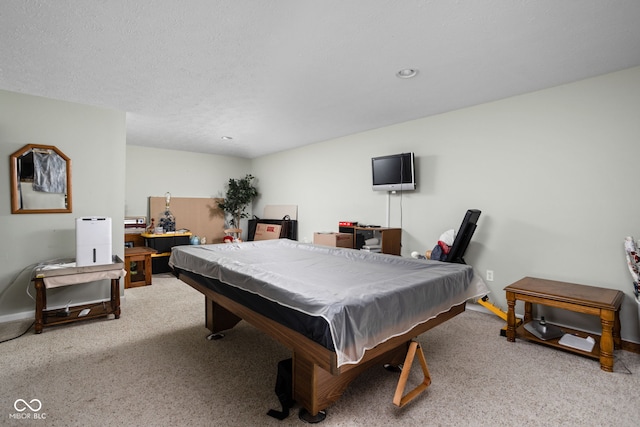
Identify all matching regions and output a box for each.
[217,174,258,237]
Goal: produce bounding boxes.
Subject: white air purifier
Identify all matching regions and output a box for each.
[76,217,112,267]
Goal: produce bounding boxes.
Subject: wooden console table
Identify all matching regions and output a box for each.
[505,277,624,372]
[338,226,402,255]
[33,257,125,333]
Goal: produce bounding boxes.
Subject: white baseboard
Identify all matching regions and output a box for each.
[0,310,35,323]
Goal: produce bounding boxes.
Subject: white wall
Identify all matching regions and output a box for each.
[0,90,126,319]
[125,145,252,231]
[3,67,639,344]
[252,67,640,343]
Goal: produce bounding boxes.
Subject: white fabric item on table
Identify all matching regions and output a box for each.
[43,269,126,288]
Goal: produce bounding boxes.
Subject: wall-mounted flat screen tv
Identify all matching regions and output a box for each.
[371,152,416,191]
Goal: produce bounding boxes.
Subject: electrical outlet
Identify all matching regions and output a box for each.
[486,270,494,281]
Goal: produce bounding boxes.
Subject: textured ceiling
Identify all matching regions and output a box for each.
[2,1,640,158]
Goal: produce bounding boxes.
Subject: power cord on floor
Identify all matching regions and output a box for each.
[0,320,35,344]
[614,350,633,374]
[0,258,72,344]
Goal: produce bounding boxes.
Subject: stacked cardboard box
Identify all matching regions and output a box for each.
[313,232,353,248]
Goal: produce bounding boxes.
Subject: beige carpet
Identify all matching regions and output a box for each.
[1,274,639,426]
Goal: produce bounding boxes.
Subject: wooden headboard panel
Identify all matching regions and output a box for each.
[149,196,226,244]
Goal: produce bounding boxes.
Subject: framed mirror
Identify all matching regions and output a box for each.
[10,144,72,214]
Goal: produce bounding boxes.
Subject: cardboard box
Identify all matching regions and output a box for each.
[254,223,282,241]
[313,232,353,248]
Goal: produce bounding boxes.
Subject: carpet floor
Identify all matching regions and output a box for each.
[1,274,639,426]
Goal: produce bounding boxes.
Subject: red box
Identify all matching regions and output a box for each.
[338,221,358,227]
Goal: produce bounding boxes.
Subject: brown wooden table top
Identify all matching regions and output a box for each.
[504,276,624,310]
[124,246,157,256]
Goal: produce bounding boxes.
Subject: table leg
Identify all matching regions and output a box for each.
[524,301,532,322]
[34,279,44,334]
[613,309,621,350]
[144,254,152,285]
[124,255,131,289]
[506,291,516,342]
[111,278,121,319]
[599,309,615,372]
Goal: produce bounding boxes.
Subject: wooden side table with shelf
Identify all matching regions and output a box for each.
[33,257,125,333]
[124,246,157,288]
[505,276,624,372]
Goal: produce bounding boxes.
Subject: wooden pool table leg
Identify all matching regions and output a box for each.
[292,342,409,418]
[205,296,241,334]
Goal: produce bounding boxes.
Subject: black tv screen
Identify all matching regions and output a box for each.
[371,152,416,191]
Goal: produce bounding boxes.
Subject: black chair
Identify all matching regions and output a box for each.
[445,209,481,264]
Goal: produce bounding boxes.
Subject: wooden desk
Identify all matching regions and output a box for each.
[505,277,624,372]
[124,246,157,288]
[33,258,124,334]
[338,226,402,255]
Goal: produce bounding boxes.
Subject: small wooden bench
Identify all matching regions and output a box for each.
[504,277,624,372]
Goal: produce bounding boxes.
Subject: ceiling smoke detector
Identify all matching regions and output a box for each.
[396,68,418,79]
